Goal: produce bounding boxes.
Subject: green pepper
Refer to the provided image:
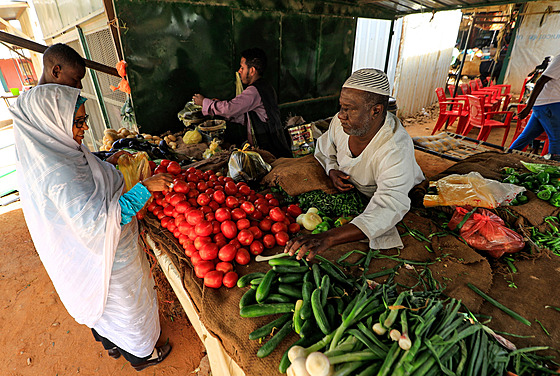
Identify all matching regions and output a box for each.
[550,192,560,207]
[538,189,553,201]
[517,194,528,204]
[503,175,520,184]
[334,216,352,227]
[503,167,517,175]
[509,198,519,206]
[550,178,560,188]
[519,172,533,181]
[540,184,557,193]
[537,171,550,185]
[312,221,330,234]
[521,181,534,191]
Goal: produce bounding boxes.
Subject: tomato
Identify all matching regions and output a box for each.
[254,198,267,206]
[175,201,190,214]
[156,210,166,220]
[288,223,301,233]
[208,201,220,211]
[229,238,242,249]
[148,160,157,172]
[268,198,280,207]
[168,222,177,233]
[240,201,255,215]
[194,236,212,250]
[187,189,199,198]
[204,270,223,288]
[259,218,273,232]
[186,181,197,190]
[225,196,239,209]
[154,165,167,174]
[269,207,286,222]
[285,204,301,217]
[160,159,172,167]
[235,248,250,265]
[179,234,189,245]
[186,210,204,226]
[271,222,288,234]
[205,188,215,196]
[214,184,224,192]
[265,193,275,200]
[262,234,276,249]
[249,240,264,255]
[214,208,231,222]
[166,161,182,175]
[187,173,199,183]
[274,231,290,246]
[237,229,254,246]
[188,198,198,207]
[195,220,213,237]
[200,205,212,214]
[249,210,263,220]
[190,251,202,265]
[221,220,238,239]
[231,208,247,221]
[224,181,238,196]
[178,221,192,235]
[222,271,238,288]
[247,226,262,240]
[197,181,208,192]
[216,262,234,274]
[213,190,226,204]
[163,205,174,217]
[238,184,251,196]
[218,244,237,262]
[197,193,211,207]
[184,242,196,257]
[205,212,215,222]
[236,218,251,230]
[160,216,173,228]
[195,261,215,278]
[212,220,221,234]
[199,242,219,260]
[173,180,189,194]
[214,233,227,248]
[256,203,270,215]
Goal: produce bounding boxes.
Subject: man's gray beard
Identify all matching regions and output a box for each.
[346,126,369,137]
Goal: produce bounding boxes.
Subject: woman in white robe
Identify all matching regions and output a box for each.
[11,84,173,371]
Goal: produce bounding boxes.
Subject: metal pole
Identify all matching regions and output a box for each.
[452,13,476,99]
[0,31,119,77]
[384,19,395,73]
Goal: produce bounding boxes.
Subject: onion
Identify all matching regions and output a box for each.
[288,345,307,362]
[390,329,401,341]
[302,213,322,231]
[290,357,311,376]
[305,352,331,376]
[306,207,319,214]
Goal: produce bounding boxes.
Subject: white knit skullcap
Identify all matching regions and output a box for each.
[342,69,391,96]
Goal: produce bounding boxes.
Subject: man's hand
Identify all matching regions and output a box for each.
[518,107,532,120]
[141,174,174,192]
[329,169,354,191]
[284,232,332,261]
[192,94,205,106]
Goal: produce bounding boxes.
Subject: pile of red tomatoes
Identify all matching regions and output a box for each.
[146,160,303,289]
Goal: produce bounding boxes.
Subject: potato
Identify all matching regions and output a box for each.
[126,135,135,138]
[119,129,130,137]
[168,141,177,148]
[104,129,118,136]
[168,135,176,142]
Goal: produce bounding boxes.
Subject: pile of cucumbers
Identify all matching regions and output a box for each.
[237,256,354,366]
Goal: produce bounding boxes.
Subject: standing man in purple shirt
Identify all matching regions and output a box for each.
[193,48,291,157]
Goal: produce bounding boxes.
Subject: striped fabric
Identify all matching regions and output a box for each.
[343,68,391,96]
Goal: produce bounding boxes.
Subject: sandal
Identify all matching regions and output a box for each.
[132,343,172,372]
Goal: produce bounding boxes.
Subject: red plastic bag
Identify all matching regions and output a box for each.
[448,207,524,258]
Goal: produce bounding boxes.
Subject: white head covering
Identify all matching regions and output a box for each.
[342,68,391,96]
[10,84,124,327]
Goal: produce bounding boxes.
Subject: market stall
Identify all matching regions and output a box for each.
[137,147,560,375]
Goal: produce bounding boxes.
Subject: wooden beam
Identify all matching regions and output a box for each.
[0,31,119,77]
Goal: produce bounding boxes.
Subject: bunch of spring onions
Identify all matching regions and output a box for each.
[281,283,556,376]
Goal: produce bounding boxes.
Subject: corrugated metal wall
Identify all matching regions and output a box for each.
[503,1,560,94]
[392,10,462,118]
[352,17,402,88]
[31,0,103,38]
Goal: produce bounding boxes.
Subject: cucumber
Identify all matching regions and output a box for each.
[326,303,339,328]
[272,265,308,274]
[256,270,277,303]
[312,264,322,288]
[293,300,304,334]
[269,258,302,267]
[239,288,257,309]
[250,277,264,286]
[237,272,266,288]
[278,273,304,284]
[299,318,315,338]
[240,303,295,318]
[249,313,291,340]
[303,270,313,284]
[256,319,293,358]
[311,288,331,334]
[300,281,314,320]
[319,262,353,288]
[320,274,330,307]
[278,284,303,299]
[265,294,292,303]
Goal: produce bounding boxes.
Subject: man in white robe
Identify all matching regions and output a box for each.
[285,69,424,260]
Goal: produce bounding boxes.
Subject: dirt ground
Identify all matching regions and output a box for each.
[0,112,546,375]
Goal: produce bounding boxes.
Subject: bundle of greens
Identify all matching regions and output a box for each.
[297,190,367,217]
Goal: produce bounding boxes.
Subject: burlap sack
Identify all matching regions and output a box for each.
[261,154,338,196]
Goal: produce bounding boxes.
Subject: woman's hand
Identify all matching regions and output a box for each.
[329,169,354,192]
[106,150,130,165]
[141,174,174,192]
[192,94,205,106]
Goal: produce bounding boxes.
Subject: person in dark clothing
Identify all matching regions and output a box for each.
[193,48,291,157]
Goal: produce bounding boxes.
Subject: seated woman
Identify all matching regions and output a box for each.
[11,84,173,371]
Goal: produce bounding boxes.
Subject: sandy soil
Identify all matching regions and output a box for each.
[0,114,524,375]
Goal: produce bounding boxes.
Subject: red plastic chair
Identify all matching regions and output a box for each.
[432,87,469,135]
[461,95,514,147]
[509,104,548,155]
[469,81,501,111]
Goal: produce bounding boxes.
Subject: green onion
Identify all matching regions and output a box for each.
[467,283,531,326]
